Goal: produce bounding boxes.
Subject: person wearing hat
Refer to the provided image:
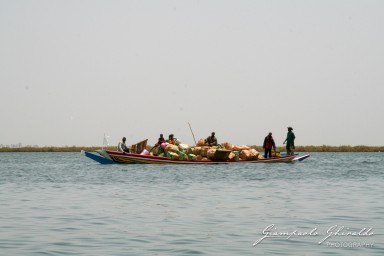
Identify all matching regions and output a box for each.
[117,137,130,153]
[283,127,295,155]
[205,132,218,146]
[263,132,276,158]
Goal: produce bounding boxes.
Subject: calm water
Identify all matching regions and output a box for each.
[0,152,383,256]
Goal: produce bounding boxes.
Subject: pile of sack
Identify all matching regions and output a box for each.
[151,138,262,161]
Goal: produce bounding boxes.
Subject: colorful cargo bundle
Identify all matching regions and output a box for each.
[150,138,260,161]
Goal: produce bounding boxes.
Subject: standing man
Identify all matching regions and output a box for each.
[263,132,276,158]
[283,127,295,155]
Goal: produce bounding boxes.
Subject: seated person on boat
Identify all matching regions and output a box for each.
[167,134,177,145]
[117,137,130,153]
[205,132,218,146]
[151,134,166,156]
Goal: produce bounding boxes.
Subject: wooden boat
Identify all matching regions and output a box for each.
[83,149,310,165]
[83,138,310,164]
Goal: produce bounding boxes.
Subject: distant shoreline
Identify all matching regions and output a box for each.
[0,145,383,152]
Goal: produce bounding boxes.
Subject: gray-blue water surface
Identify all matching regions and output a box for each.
[1,152,383,256]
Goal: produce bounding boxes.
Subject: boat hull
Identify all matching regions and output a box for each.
[84,150,302,164]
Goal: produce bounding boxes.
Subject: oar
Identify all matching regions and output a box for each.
[188,122,197,146]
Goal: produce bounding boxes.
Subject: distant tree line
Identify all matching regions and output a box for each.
[249,145,384,152]
[0,146,116,152]
[0,145,383,152]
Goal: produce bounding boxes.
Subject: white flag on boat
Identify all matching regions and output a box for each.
[103,133,110,148]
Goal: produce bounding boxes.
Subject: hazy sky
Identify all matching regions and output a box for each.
[1,0,383,147]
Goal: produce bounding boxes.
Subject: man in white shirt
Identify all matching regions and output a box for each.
[117,137,130,153]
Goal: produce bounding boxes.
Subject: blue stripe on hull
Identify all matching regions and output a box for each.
[84,152,115,164]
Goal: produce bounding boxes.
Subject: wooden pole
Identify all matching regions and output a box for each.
[188,122,197,146]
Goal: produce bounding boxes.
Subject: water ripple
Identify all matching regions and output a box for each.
[0,152,383,255]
